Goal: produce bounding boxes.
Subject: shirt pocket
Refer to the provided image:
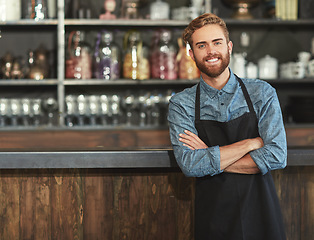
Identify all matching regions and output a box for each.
[228,103,249,120]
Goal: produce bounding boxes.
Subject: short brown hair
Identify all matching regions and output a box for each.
[182,13,230,46]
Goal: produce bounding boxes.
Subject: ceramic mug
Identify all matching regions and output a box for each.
[258,55,278,79]
[246,62,258,79]
[298,51,311,65]
[0,0,21,21]
[308,59,314,77]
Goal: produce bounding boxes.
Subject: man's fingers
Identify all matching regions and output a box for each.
[179,130,208,150]
[183,144,195,150]
[184,130,198,138]
[179,136,197,146]
[183,130,205,145]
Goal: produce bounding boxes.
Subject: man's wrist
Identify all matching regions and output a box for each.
[248,138,263,152]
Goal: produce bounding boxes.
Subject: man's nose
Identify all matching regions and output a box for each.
[206,45,216,55]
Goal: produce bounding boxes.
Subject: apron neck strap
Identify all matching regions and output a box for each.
[235,75,255,114]
[195,83,201,121]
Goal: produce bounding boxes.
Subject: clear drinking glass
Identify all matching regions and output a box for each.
[21,98,31,126]
[32,98,42,126]
[42,97,58,126]
[76,94,87,126]
[88,95,100,126]
[100,95,109,125]
[65,95,77,127]
[150,91,162,126]
[10,98,22,126]
[0,99,9,127]
[122,91,136,126]
[137,92,147,126]
[110,94,120,125]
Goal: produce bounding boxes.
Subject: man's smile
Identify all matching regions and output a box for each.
[206,57,219,63]
[205,56,220,65]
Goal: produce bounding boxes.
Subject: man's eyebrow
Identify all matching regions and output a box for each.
[213,38,224,42]
[195,41,207,46]
[195,38,224,46]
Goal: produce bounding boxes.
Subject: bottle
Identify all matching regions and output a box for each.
[93,31,120,80]
[34,44,49,78]
[150,29,178,80]
[123,31,150,80]
[27,50,45,80]
[176,38,200,80]
[47,0,57,18]
[66,31,92,79]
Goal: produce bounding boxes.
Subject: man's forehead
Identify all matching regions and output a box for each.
[192,25,226,42]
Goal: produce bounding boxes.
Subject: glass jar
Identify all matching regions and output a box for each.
[150,0,170,20]
[123,30,150,80]
[150,29,178,80]
[23,0,48,20]
[66,31,92,79]
[93,31,120,80]
[177,38,200,80]
[0,0,21,21]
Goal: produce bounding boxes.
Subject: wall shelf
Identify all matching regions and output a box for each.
[0,0,313,129]
[0,79,58,86]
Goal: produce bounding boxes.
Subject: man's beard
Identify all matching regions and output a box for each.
[194,51,230,78]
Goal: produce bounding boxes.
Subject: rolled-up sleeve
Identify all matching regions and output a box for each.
[168,95,223,177]
[249,86,287,175]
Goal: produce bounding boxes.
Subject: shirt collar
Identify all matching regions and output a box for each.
[200,68,239,98]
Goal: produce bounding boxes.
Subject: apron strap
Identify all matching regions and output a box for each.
[235,75,255,114]
[195,83,201,121]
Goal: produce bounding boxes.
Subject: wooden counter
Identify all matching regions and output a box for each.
[0,128,313,240]
[0,148,313,169]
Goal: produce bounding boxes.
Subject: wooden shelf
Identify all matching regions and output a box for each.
[62,18,314,27]
[0,79,58,86]
[0,19,58,26]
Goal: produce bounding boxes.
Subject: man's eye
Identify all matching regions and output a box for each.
[214,42,222,45]
[198,44,205,49]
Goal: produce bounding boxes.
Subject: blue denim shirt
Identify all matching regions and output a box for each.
[168,69,287,177]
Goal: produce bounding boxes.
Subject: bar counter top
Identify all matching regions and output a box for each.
[0,148,313,169]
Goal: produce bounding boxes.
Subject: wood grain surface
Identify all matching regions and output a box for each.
[0,128,312,239]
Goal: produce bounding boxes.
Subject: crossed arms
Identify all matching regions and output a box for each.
[179,130,263,174]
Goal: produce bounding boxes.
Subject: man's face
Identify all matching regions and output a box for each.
[189,24,233,78]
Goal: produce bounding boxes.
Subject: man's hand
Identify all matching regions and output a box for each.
[219,137,264,170]
[178,130,208,150]
[224,154,261,174]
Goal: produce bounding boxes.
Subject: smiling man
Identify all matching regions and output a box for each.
[168,13,287,239]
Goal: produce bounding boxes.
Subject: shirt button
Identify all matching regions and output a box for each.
[219,92,222,95]
[221,103,224,106]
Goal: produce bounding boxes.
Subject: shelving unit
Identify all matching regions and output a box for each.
[0,0,313,130]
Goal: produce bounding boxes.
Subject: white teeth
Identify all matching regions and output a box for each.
[206,58,218,62]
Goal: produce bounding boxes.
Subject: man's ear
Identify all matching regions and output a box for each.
[189,49,195,62]
[228,41,233,55]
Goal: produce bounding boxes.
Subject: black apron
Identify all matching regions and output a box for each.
[194,76,286,240]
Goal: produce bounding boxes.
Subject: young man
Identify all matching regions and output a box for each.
[168,13,287,239]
